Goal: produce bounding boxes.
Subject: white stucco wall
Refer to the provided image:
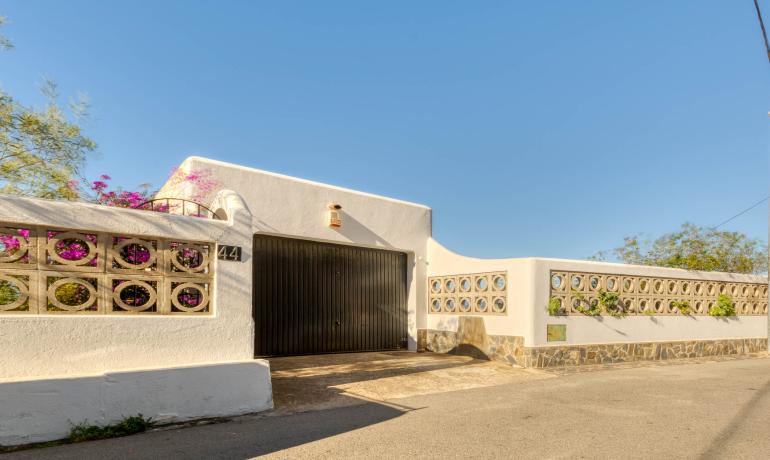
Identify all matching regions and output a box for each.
[531,258,768,347]
[0,360,272,446]
[426,238,533,340]
[0,192,255,379]
[427,239,768,348]
[158,156,433,348]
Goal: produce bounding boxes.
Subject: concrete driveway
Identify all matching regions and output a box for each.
[6,353,770,459]
[269,351,552,414]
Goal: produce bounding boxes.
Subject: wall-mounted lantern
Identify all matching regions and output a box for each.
[327,203,342,228]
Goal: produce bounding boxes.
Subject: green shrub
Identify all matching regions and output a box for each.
[598,289,626,318]
[571,289,601,316]
[69,415,152,443]
[643,308,655,316]
[671,300,691,315]
[709,294,735,317]
[547,297,564,316]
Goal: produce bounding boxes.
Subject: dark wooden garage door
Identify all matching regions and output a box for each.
[253,234,408,356]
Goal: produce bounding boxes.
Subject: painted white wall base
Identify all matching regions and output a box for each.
[0,360,273,446]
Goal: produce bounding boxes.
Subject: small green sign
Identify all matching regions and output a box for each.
[547,324,567,342]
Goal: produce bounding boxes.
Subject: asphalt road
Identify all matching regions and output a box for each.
[6,356,770,459]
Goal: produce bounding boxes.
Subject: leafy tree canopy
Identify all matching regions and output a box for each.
[593,223,768,275]
[0,16,96,200]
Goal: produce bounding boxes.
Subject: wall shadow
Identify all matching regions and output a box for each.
[333,211,392,247]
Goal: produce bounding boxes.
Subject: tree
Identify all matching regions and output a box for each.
[0,16,96,200]
[0,16,12,51]
[593,223,768,275]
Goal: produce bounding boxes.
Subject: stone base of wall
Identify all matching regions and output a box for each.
[418,328,767,369]
[417,319,527,366]
[522,338,768,368]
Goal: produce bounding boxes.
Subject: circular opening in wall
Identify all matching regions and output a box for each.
[606,278,617,291]
[639,280,649,292]
[0,281,20,305]
[708,284,716,295]
[493,276,506,290]
[445,279,456,293]
[460,298,471,312]
[668,281,677,294]
[476,298,488,312]
[431,299,441,312]
[681,282,690,294]
[743,286,750,297]
[694,301,703,313]
[694,283,703,295]
[431,280,442,293]
[460,278,472,292]
[623,279,633,292]
[731,285,738,296]
[476,277,488,291]
[445,298,456,312]
[589,276,600,290]
[571,275,582,290]
[654,300,664,313]
[493,297,506,312]
[654,280,664,294]
[572,298,582,309]
[639,299,648,312]
[719,285,727,295]
[754,287,761,297]
[551,275,563,290]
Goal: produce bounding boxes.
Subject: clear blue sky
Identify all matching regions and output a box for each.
[2,1,769,259]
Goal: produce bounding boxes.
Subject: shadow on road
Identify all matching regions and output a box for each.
[698,375,770,459]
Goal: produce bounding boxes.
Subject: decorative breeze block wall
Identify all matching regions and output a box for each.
[549,270,768,316]
[0,224,214,315]
[428,271,507,315]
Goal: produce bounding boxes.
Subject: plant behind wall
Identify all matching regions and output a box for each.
[708,294,735,317]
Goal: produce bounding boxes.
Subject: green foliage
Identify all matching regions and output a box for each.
[571,289,601,316]
[68,415,152,443]
[0,16,12,50]
[643,308,655,316]
[0,15,96,200]
[0,279,20,306]
[592,223,767,275]
[49,282,91,310]
[598,289,626,318]
[671,300,691,316]
[547,297,564,316]
[708,294,736,317]
[0,83,96,200]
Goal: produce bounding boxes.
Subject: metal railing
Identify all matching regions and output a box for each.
[137,198,223,220]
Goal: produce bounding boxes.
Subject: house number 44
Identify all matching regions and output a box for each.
[217,245,242,261]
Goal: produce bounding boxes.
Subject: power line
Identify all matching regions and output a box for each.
[710,195,769,230]
[754,0,770,63]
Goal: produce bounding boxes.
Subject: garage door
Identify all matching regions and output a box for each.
[253,234,408,356]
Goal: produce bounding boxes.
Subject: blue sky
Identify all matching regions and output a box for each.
[1,1,768,259]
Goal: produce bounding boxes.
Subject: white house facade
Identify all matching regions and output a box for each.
[0,155,766,445]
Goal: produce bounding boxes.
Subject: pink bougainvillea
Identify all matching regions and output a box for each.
[80,168,220,218]
[86,175,150,209]
[162,167,219,205]
[48,232,97,265]
[0,228,30,258]
[178,289,202,307]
